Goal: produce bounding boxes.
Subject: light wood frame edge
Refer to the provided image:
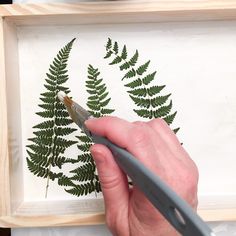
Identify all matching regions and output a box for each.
[0,1,236,17]
[0,209,236,228]
[1,1,236,228]
[0,16,11,221]
[0,213,105,228]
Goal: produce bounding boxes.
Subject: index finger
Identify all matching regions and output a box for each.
[85,116,135,149]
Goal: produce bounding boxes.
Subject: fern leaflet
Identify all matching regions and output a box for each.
[63,64,114,197]
[26,39,78,198]
[104,37,178,132]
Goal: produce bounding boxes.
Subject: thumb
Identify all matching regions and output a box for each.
[90,144,129,217]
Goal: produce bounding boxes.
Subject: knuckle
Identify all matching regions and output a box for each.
[153,118,167,128]
[132,121,145,126]
[129,124,150,147]
[99,176,121,191]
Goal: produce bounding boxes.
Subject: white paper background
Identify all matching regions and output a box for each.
[18,22,236,205]
[12,0,236,235]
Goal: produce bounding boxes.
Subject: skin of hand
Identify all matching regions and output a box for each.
[85,116,199,236]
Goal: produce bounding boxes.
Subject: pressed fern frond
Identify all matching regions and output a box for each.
[26,39,78,198]
[104,38,178,129]
[63,64,115,197]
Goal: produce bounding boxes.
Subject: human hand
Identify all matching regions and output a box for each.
[85,117,199,236]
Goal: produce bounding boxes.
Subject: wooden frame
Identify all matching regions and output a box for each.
[1,0,236,228]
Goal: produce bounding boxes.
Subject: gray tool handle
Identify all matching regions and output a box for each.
[91,133,213,236]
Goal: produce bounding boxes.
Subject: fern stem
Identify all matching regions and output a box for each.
[45,164,51,198]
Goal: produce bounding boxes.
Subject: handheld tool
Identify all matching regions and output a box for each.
[58,91,215,236]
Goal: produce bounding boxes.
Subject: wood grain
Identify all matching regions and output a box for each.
[1,207,236,228]
[0,17,11,220]
[1,1,236,24]
[3,15,24,215]
[199,208,236,222]
[0,1,236,16]
[14,200,105,216]
[1,0,236,228]
[0,213,105,228]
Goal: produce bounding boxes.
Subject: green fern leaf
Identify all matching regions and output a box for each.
[95,78,103,86]
[109,56,122,65]
[121,45,127,60]
[55,118,73,126]
[129,50,139,66]
[106,38,112,50]
[45,79,56,86]
[153,101,173,118]
[36,111,54,118]
[96,83,106,91]
[38,103,54,111]
[58,175,75,187]
[136,60,150,75]
[57,75,69,85]
[65,183,95,197]
[120,61,130,71]
[173,127,180,134]
[65,65,114,197]
[134,109,152,119]
[76,153,93,162]
[142,72,157,85]
[101,108,115,115]
[27,144,51,156]
[54,127,77,136]
[128,88,147,97]
[33,129,54,137]
[99,92,109,101]
[40,97,55,104]
[54,137,77,148]
[27,150,50,167]
[77,143,92,152]
[46,73,56,81]
[87,102,100,111]
[70,172,95,182]
[100,98,111,107]
[87,100,99,106]
[26,38,77,197]
[125,78,142,88]
[55,103,66,110]
[104,38,178,141]
[44,84,55,92]
[54,110,69,117]
[129,95,150,108]
[33,120,54,129]
[28,137,52,146]
[40,91,55,97]
[122,68,136,80]
[150,94,171,107]
[113,41,119,54]
[104,50,112,59]
[163,111,177,125]
[57,85,70,92]
[76,135,92,143]
[86,89,97,95]
[147,85,166,96]
[27,158,62,180]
